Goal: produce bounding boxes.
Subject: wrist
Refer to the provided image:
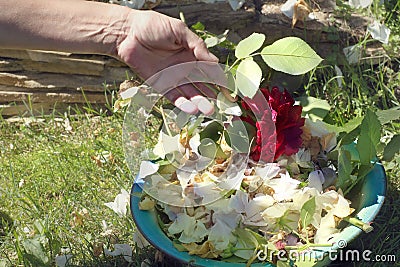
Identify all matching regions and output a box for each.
[101,5,133,58]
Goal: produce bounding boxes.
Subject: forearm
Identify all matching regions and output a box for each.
[0,0,131,57]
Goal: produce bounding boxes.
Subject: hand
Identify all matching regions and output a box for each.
[117,10,221,115]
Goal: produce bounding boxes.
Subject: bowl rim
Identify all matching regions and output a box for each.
[130,162,387,267]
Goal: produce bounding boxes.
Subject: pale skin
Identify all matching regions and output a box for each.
[0,0,219,114]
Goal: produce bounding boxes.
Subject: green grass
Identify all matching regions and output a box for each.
[0,111,142,266]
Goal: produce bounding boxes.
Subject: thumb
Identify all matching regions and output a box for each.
[182,28,219,62]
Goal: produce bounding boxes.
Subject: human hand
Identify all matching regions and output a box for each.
[117,10,222,115]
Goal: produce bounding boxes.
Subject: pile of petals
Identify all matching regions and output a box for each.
[136,87,363,264]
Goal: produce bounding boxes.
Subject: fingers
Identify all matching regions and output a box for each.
[180,24,219,63]
[164,84,215,116]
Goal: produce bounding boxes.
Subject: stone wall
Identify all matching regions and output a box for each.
[0,49,134,116]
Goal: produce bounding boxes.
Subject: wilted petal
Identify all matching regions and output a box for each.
[133,231,150,248]
[168,213,195,235]
[349,0,373,8]
[55,254,73,267]
[138,161,159,180]
[307,170,325,192]
[153,132,182,159]
[254,163,281,181]
[266,172,300,201]
[314,211,339,244]
[188,133,201,154]
[208,218,237,250]
[367,20,391,44]
[332,194,353,218]
[343,45,362,64]
[104,244,133,263]
[292,187,319,211]
[179,220,208,243]
[229,190,248,214]
[246,195,275,219]
[217,92,242,116]
[334,65,343,88]
[104,189,130,217]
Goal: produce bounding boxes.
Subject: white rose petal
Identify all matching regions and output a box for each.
[314,211,339,244]
[343,45,362,64]
[332,194,352,218]
[104,189,130,217]
[216,92,242,116]
[228,0,245,11]
[349,0,373,8]
[307,170,325,192]
[367,20,391,44]
[208,218,237,250]
[266,172,300,201]
[153,132,182,159]
[334,65,344,88]
[138,161,159,180]
[255,163,281,182]
[133,231,150,248]
[104,244,133,263]
[55,254,73,267]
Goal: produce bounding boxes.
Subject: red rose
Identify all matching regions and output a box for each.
[241,87,305,162]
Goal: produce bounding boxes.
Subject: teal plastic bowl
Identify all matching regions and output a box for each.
[130,162,386,267]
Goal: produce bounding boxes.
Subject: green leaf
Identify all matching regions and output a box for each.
[236,58,262,98]
[191,21,205,31]
[356,110,381,165]
[261,37,323,75]
[172,240,187,252]
[235,33,265,59]
[294,255,318,267]
[277,261,292,267]
[376,108,400,124]
[296,96,331,121]
[22,238,49,266]
[339,116,364,133]
[300,196,316,228]
[383,134,400,161]
[199,120,223,142]
[336,147,353,190]
[198,138,217,159]
[337,126,361,147]
[222,255,247,263]
[225,120,253,153]
[233,228,258,260]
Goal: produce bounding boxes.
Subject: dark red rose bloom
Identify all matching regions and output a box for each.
[241,87,305,162]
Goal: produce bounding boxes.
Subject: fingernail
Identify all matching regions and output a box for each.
[175,97,198,114]
[191,96,214,115]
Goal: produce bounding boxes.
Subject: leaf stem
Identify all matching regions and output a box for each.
[160,106,173,137]
[343,216,374,233]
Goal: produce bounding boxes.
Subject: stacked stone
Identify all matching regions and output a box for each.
[0,49,133,116]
